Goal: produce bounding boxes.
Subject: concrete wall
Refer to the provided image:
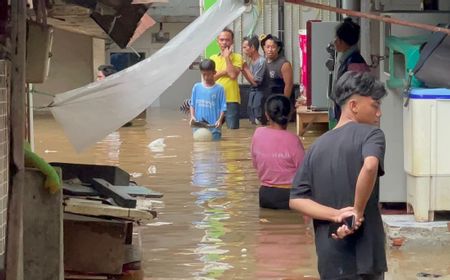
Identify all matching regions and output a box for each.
[92,38,106,81]
[33,29,94,110]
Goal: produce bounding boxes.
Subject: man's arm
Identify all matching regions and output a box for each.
[215,87,227,128]
[215,111,225,128]
[223,47,241,80]
[355,128,386,221]
[289,198,353,223]
[189,87,196,123]
[214,59,240,81]
[214,70,227,81]
[281,62,293,98]
[353,156,379,220]
[190,107,196,124]
[242,63,258,86]
[225,58,241,80]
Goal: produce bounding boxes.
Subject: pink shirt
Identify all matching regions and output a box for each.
[251,127,305,187]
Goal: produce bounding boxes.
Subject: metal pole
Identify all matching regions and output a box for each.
[285,0,450,35]
[278,0,285,42]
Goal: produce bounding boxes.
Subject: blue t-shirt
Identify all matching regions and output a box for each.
[190,82,226,125]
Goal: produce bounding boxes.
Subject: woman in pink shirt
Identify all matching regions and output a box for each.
[251,95,305,209]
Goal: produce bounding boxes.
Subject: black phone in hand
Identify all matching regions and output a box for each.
[328,215,356,238]
[343,215,356,229]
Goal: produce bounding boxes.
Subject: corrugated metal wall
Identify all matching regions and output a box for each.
[230,0,337,85]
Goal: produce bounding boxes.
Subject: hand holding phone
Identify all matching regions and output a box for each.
[343,215,356,229]
[328,214,358,239]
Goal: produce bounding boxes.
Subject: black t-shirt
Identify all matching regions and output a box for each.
[263,56,288,95]
[290,122,387,280]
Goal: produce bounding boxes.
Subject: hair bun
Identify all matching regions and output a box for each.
[344,17,353,23]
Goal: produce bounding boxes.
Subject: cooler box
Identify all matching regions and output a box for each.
[403,88,450,221]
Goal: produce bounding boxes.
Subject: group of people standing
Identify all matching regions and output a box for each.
[189,27,294,135]
[190,18,388,279]
[242,33,293,125]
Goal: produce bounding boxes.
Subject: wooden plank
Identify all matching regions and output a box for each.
[63,183,97,196]
[10,0,26,169]
[111,185,163,198]
[64,198,155,222]
[65,275,108,280]
[63,183,163,198]
[91,178,137,208]
[64,218,129,274]
[23,169,63,280]
[64,212,125,223]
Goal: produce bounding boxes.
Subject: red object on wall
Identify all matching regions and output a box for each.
[299,30,307,103]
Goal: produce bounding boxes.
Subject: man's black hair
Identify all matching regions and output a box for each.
[243,35,260,51]
[332,71,387,106]
[336,17,360,47]
[261,34,284,54]
[221,27,234,40]
[97,64,117,77]
[199,59,216,72]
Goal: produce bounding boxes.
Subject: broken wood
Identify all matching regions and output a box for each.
[63,182,164,198]
[115,185,163,198]
[64,198,156,222]
[91,178,137,208]
[286,0,450,35]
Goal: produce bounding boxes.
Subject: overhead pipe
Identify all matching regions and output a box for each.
[285,0,450,35]
[278,0,285,42]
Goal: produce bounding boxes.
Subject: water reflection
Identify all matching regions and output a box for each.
[192,141,232,279]
[251,210,317,279]
[100,131,122,165]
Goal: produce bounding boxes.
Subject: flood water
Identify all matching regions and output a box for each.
[34,109,450,280]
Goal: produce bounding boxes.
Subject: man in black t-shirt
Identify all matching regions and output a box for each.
[290,71,388,280]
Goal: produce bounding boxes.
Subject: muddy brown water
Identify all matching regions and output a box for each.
[34,109,450,280]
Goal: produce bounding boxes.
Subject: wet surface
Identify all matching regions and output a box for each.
[34,109,450,280]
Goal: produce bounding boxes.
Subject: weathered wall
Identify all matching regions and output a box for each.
[33,28,94,111]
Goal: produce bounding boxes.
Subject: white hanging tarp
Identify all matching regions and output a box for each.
[50,0,246,152]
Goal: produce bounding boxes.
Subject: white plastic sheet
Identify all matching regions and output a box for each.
[50,0,246,152]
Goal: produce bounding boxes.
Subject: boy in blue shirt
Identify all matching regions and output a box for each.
[190,59,227,140]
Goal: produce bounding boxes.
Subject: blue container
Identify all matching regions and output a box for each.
[409,88,450,100]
